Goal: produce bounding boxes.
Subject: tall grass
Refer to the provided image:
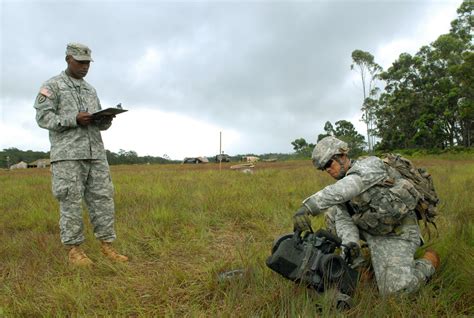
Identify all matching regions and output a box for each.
[0,158,473,317]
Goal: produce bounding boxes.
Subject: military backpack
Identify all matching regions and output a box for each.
[381,153,439,235]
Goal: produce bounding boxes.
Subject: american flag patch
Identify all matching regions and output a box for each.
[40,87,52,97]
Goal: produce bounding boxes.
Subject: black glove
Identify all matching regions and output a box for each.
[343,242,361,264]
[293,206,312,232]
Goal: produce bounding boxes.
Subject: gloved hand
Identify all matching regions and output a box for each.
[293,206,312,232]
[343,242,361,265]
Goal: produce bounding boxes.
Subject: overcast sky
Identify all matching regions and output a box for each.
[0,0,463,160]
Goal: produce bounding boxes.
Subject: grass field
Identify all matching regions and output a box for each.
[1,157,473,317]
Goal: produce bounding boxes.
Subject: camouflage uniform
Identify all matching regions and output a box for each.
[303,156,435,295]
[34,53,116,246]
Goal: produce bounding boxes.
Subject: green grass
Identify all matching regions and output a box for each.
[0,158,473,317]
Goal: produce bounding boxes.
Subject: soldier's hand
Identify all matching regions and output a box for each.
[344,242,361,265]
[293,206,312,232]
[76,112,93,126]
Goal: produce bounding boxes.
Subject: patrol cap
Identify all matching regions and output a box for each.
[65,43,93,61]
[312,136,349,170]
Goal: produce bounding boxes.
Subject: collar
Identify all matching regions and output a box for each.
[61,71,86,89]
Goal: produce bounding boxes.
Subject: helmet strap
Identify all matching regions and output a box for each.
[334,155,348,180]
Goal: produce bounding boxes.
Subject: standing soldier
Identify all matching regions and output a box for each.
[293,136,440,295]
[34,43,128,266]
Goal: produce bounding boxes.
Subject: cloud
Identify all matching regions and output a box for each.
[0,0,464,159]
[0,98,49,151]
[374,1,459,69]
[131,48,164,84]
[101,108,241,160]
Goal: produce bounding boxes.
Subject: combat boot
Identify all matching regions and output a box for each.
[68,246,93,266]
[422,249,440,270]
[100,242,128,262]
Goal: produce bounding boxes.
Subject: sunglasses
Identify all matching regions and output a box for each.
[323,159,334,170]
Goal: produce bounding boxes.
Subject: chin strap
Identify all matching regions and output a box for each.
[334,156,347,179]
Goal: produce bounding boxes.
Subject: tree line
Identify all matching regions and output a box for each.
[0,148,178,168]
[355,1,472,150]
[291,120,366,158]
[1,148,303,168]
[293,2,472,154]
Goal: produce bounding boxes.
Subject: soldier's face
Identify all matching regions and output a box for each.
[324,158,340,179]
[325,155,349,180]
[66,56,90,79]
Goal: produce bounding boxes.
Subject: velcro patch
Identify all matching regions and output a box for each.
[40,87,52,97]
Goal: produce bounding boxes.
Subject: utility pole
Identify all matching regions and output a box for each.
[219,131,222,171]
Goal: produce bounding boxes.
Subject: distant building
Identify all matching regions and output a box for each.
[215,154,231,162]
[10,161,28,170]
[241,156,260,163]
[28,159,51,168]
[182,156,209,164]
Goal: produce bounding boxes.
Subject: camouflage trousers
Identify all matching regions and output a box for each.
[325,205,435,295]
[51,160,116,246]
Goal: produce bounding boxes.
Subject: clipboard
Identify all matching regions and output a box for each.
[91,107,128,118]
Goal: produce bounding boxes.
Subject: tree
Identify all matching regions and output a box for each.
[0,148,50,168]
[291,138,315,157]
[351,50,382,152]
[333,120,366,157]
[314,120,366,157]
[117,149,138,164]
[373,1,472,149]
[376,52,428,149]
[454,51,474,146]
[450,0,473,42]
[291,138,308,152]
[317,121,335,141]
[449,1,474,147]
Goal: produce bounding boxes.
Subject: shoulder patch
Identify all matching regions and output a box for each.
[36,94,47,104]
[40,87,52,97]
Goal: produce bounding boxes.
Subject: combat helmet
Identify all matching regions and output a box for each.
[312,136,349,170]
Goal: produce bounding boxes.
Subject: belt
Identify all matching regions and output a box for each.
[400,216,418,226]
[394,216,418,235]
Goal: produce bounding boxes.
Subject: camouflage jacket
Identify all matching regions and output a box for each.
[303,156,421,235]
[34,71,110,162]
